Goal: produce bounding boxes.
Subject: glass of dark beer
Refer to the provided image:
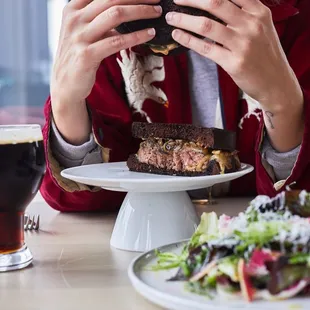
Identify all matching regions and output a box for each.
[0,125,46,271]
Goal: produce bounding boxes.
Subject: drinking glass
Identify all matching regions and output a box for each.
[0,125,46,271]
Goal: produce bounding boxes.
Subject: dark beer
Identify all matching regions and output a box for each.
[0,126,46,253]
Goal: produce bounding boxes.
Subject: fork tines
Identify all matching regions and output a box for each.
[24,214,40,231]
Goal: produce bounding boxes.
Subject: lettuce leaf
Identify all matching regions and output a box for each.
[234,221,289,254]
[217,256,239,282]
[151,212,219,273]
[150,246,189,271]
[289,253,310,266]
[189,212,219,249]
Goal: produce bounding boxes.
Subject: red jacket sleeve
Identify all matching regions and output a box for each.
[40,56,134,212]
[256,0,310,196]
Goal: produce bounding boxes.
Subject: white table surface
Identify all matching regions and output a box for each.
[0,193,252,310]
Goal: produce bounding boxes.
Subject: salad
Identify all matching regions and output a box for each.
[152,189,310,302]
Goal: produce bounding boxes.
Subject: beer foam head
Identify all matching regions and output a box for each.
[0,125,43,145]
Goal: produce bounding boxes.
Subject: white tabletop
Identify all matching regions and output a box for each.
[0,194,251,310]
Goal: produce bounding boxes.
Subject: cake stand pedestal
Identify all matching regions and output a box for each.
[109,191,198,252]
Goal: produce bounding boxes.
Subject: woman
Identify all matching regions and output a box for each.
[41,0,310,212]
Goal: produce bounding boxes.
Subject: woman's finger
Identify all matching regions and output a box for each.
[230,0,266,13]
[84,4,162,43]
[171,29,231,68]
[166,12,238,50]
[89,28,156,61]
[68,0,93,10]
[173,0,248,27]
[82,0,160,22]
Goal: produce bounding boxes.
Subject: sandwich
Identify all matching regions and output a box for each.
[127,122,241,176]
[152,189,310,302]
[116,0,221,56]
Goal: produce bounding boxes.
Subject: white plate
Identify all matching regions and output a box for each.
[61,162,254,192]
[128,241,310,310]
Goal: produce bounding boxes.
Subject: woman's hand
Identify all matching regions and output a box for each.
[166,0,304,152]
[51,0,161,144]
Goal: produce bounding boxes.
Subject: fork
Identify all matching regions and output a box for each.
[24,214,40,231]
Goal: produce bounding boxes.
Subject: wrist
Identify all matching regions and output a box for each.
[51,97,92,145]
[260,77,304,114]
[262,87,304,132]
[262,86,304,152]
[51,94,86,115]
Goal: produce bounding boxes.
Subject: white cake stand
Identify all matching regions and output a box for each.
[61,162,253,252]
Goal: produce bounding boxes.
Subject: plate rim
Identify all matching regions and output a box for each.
[61,161,254,185]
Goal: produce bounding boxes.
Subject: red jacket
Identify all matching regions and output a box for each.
[40,0,310,212]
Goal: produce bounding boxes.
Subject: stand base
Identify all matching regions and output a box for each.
[0,244,33,272]
[110,191,199,252]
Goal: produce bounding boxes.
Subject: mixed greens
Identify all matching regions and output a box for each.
[152,190,310,302]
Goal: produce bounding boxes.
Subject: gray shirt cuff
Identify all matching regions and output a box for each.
[50,119,103,168]
[261,135,300,181]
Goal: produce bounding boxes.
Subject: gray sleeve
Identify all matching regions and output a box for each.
[50,119,103,168]
[260,135,300,181]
